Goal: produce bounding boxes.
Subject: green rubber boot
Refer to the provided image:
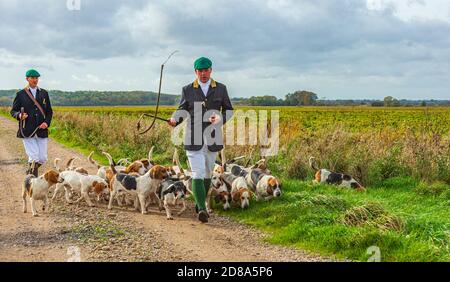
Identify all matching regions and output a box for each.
[192,179,208,223]
[204,178,212,196]
[192,179,206,211]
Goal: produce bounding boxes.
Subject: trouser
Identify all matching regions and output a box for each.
[23,136,48,164]
[186,144,218,211]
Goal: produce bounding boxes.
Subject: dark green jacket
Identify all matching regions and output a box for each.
[10,88,53,138]
[172,79,233,152]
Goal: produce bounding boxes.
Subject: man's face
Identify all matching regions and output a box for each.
[195,68,212,83]
[26,77,39,88]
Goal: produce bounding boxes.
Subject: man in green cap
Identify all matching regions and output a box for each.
[168,57,234,223]
[10,69,53,177]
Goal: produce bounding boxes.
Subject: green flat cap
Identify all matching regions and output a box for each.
[26,69,40,77]
[194,57,212,70]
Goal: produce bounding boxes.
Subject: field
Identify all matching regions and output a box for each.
[1,105,449,261]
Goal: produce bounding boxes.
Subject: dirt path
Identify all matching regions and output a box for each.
[0,116,328,262]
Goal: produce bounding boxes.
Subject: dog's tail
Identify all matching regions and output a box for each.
[102,152,117,174]
[172,149,185,174]
[251,158,267,169]
[148,146,155,162]
[88,151,101,169]
[228,156,245,164]
[215,156,245,166]
[354,179,366,191]
[24,174,34,196]
[117,158,131,166]
[309,157,320,171]
[54,158,62,172]
[65,157,75,169]
[66,157,81,169]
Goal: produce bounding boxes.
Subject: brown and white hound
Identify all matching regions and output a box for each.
[23,166,64,217]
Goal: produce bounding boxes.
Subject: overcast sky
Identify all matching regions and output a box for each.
[0,0,449,99]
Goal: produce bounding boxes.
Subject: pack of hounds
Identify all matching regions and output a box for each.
[22,148,364,219]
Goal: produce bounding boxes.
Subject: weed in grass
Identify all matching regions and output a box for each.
[414,181,450,197]
[310,194,350,211]
[342,202,404,232]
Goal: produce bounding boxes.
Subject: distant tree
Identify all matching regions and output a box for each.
[421,101,427,107]
[247,95,281,106]
[371,101,384,107]
[285,90,318,106]
[383,96,400,107]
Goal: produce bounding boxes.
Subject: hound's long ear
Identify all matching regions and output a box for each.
[44,170,59,183]
[150,166,167,180]
[232,191,241,203]
[149,167,156,179]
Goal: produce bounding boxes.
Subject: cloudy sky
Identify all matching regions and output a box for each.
[0,0,449,99]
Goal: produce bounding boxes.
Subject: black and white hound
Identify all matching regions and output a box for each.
[309,157,365,191]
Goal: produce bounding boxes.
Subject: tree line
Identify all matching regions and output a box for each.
[0,90,179,106]
[0,89,448,107]
[232,91,450,107]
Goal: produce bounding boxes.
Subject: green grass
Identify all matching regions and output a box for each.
[70,219,126,244]
[216,177,449,261]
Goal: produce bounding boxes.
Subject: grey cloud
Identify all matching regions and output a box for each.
[0,0,449,99]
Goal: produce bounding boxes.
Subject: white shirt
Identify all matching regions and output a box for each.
[29,87,37,98]
[198,79,211,97]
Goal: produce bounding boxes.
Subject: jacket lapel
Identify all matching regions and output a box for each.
[193,79,206,101]
[193,78,217,101]
[24,87,38,103]
[35,88,41,103]
[206,79,217,99]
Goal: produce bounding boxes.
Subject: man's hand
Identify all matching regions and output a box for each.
[209,114,221,125]
[19,113,28,120]
[39,122,48,129]
[167,118,177,127]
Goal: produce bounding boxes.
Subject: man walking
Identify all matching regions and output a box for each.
[169,57,233,223]
[10,69,53,177]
